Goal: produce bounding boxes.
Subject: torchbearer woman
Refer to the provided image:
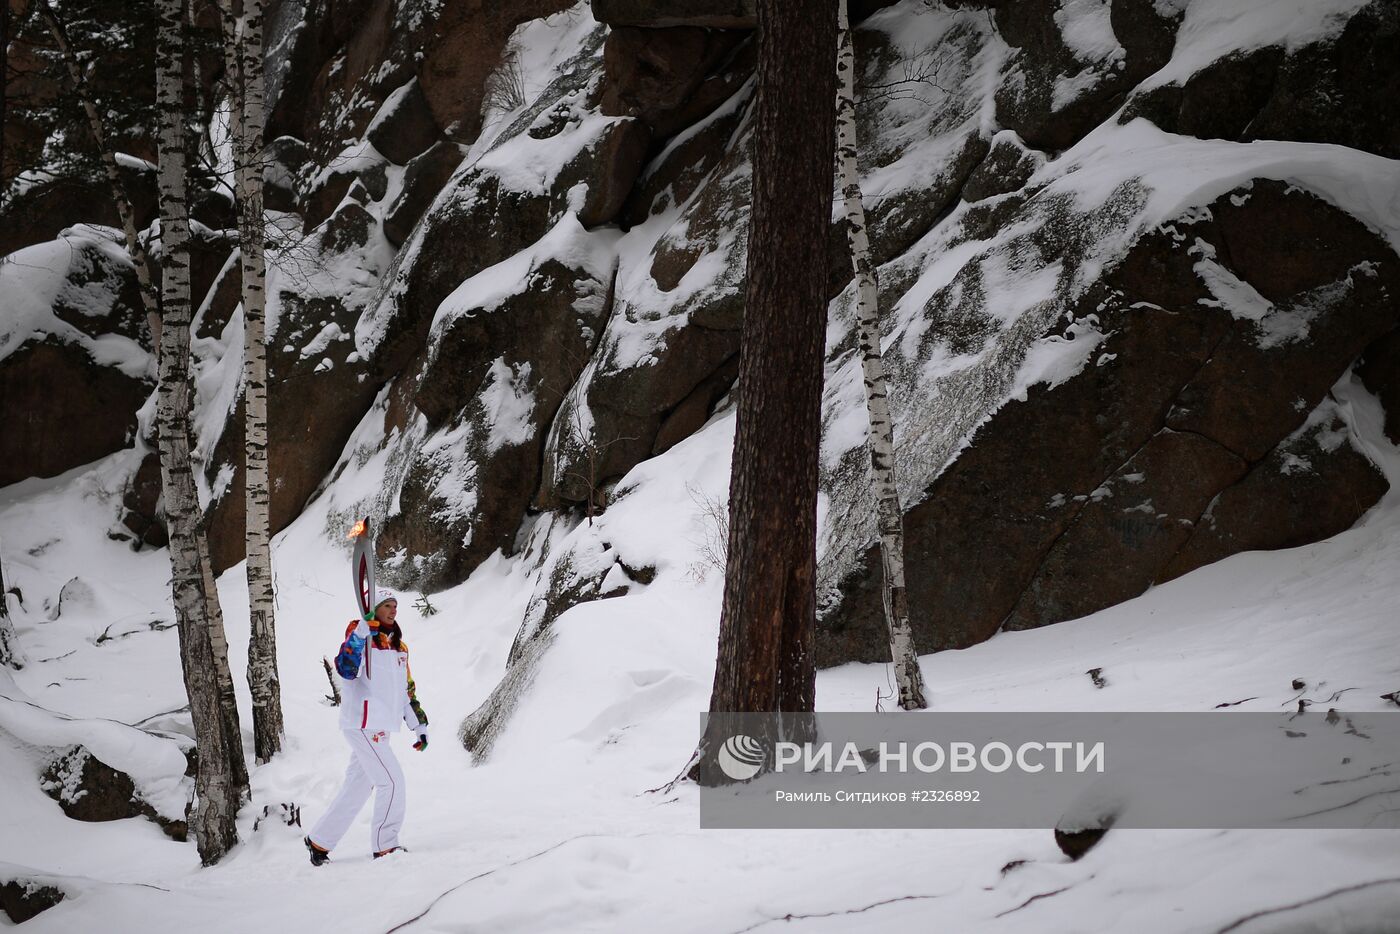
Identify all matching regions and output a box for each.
[305,589,429,864]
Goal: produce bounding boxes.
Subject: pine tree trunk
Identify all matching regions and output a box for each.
[2,0,10,213]
[221,0,282,763]
[34,0,161,342]
[154,0,244,864]
[835,0,927,711]
[691,0,838,785]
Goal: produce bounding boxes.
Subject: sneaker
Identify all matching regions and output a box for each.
[373,846,407,859]
[305,836,330,867]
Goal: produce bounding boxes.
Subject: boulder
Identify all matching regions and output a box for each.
[0,879,64,924]
[1160,401,1389,582]
[1123,2,1398,158]
[417,0,575,144]
[365,79,440,165]
[1002,429,1247,631]
[818,180,1400,664]
[620,80,751,227]
[1164,182,1400,462]
[264,136,312,214]
[993,0,1181,152]
[961,130,1043,203]
[362,54,641,383]
[203,199,389,572]
[1249,0,1400,158]
[1358,328,1400,445]
[303,149,384,232]
[598,26,749,138]
[190,186,237,231]
[538,122,752,506]
[652,353,738,456]
[41,745,138,822]
[0,339,150,489]
[119,451,167,549]
[384,141,466,247]
[380,218,615,592]
[300,1,417,159]
[362,168,556,383]
[566,118,652,228]
[194,250,242,342]
[591,0,755,28]
[40,745,186,841]
[0,165,157,259]
[46,237,146,343]
[187,227,236,319]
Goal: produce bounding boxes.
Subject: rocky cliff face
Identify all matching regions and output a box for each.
[2,0,1395,667]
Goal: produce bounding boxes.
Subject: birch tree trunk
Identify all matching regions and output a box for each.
[220,0,283,763]
[154,0,244,863]
[835,0,926,710]
[690,0,838,785]
[33,0,161,343]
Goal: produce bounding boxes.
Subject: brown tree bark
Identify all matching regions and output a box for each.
[690,0,838,785]
[2,0,10,211]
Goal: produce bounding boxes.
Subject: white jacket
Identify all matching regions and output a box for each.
[336,621,427,735]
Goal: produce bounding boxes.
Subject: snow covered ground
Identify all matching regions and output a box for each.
[2,364,1399,932]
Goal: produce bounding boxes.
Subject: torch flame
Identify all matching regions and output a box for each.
[347,519,367,540]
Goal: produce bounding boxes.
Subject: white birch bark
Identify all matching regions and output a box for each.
[34,0,161,346]
[154,0,245,863]
[836,0,927,710]
[219,0,282,763]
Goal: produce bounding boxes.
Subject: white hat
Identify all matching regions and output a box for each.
[374,588,398,609]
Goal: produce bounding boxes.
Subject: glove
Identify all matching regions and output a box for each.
[352,616,381,641]
[413,733,428,752]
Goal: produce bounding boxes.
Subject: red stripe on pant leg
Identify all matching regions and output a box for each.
[361,731,397,853]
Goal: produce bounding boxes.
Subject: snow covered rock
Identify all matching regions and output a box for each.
[0,340,150,490]
[0,165,157,261]
[364,79,441,166]
[378,215,616,590]
[0,231,153,489]
[202,198,394,571]
[383,141,467,247]
[459,516,621,760]
[993,0,1180,152]
[0,875,64,924]
[263,135,312,214]
[961,130,1044,204]
[820,179,1399,663]
[118,452,167,549]
[619,60,753,227]
[37,742,188,835]
[1159,395,1390,583]
[597,25,749,138]
[416,0,576,144]
[1122,0,1399,159]
[1358,329,1400,445]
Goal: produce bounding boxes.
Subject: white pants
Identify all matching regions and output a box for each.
[309,729,407,854]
